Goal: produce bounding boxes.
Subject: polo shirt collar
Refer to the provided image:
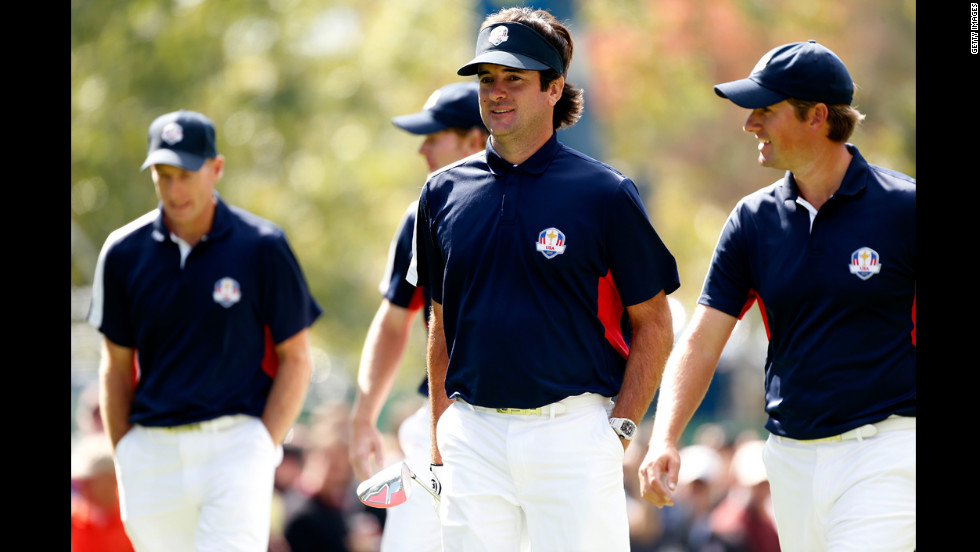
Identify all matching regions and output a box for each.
[486,132,560,176]
[150,191,230,243]
[777,143,870,203]
[834,144,870,198]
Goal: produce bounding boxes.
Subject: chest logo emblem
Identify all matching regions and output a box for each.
[213,277,242,308]
[535,227,567,259]
[848,247,882,280]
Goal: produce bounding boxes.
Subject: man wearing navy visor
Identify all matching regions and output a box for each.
[408,7,679,551]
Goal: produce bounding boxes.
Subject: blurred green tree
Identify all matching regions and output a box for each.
[72,0,482,400]
[72,0,915,413]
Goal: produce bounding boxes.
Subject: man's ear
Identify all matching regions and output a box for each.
[211,154,225,180]
[808,103,829,133]
[466,129,487,152]
[548,75,564,106]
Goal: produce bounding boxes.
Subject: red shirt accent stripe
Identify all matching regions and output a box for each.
[261,326,279,378]
[739,289,771,340]
[597,270,630,359]
[911,282,916,346]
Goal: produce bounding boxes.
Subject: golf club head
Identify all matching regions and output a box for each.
[357,461,413,508]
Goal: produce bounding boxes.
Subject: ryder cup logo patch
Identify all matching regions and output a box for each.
[848,247,882,280]
[535,227,567,259]
[213,277,242,308]
[751,50,775,75]
[489,26,509,46]
[423,89,442,111]
[161,122,184,145]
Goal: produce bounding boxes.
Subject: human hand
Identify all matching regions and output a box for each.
[637,443,679,508]
[349,421,384,482]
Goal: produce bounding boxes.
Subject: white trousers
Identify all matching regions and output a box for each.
[763,416,916,552]
[436,394,629,552]
[380,404,443,552]
[113,414,282,552]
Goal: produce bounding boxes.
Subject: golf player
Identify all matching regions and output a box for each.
[349,81,488,552]
[89,110,321,551]
[408,7,680,551]
[637,41,916,551]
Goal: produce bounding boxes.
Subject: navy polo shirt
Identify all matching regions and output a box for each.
[88,194,322,427]
[410,133,679,409]
[380,200,430,396]
[701,145,915,439]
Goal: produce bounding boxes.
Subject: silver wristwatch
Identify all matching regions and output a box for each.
[609,417,637,441]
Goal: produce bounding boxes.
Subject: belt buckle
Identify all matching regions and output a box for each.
[163,421,203,433]
[805,434,842,444]
[495,407,541,416]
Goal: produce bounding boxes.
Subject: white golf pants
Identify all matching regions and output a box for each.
[436,393,629,552]
[763,416,916,552]
[113,414,282,552]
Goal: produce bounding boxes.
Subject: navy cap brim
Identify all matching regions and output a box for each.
[391,112,451,135]
[140,149,208,172]
[713,78,789,109]
[458,51,552,76]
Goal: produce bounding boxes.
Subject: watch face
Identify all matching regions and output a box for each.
[612,418,636,439]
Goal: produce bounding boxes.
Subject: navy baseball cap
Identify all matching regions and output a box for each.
[140,110,218,172]
[391,82,487,135]
[457,21,564,76]
[714,40,854,109]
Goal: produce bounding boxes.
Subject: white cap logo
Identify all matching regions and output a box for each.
[751,50,776,76]
[161,122,184,145]
[489,26,509,46]
[423,89,442,111]
[749,48,778,75]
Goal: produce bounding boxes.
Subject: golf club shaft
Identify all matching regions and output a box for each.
[412,473,441,501]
